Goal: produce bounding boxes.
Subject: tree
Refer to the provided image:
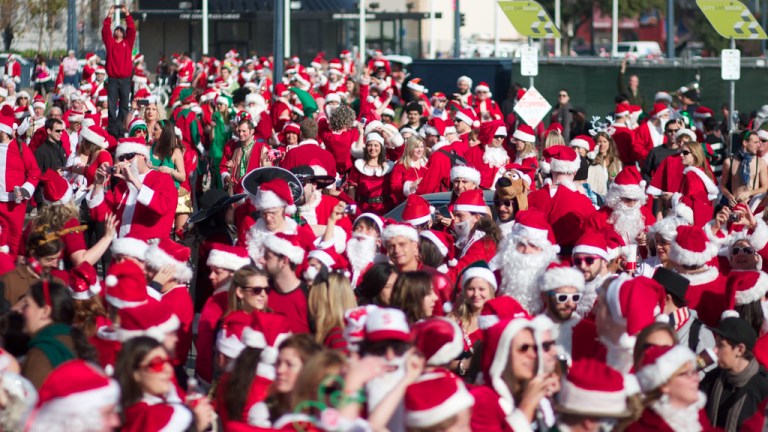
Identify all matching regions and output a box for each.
[0,0,25,51]
[27,0,67,57]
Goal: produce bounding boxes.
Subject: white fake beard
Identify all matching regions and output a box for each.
[325,105,337,117]
[608,203,645,243]
[130,159,140,179]
[347,234,377,271]
[482,145,509,168]
[497,241,557,314]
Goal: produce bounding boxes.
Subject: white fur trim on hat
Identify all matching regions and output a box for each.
[539,266,585,292]
[669,232,718,268]
[117,314,180,343]
[405,380,474,428]
[241,327,267,349]
[110,237,148,261]
[427,320,465,366]
[558,377,629,417]
[735,272,768,305]
[671,193,693,225]
[115,142,150,159]
[420,231,448,256]
[216,331,246,359]
[207,249,251,271]
[80,127,107,149]
[382,224,419,243]
[570,137,590,151]
[512,128,535,143]
[549,155,581,174]
[308,249,335,269]
[366,132,384,145]
[36,379,120,415]
[450,165,481,184]
[635,345,696,392]
[454,202,487,214]
[254,189,297,215]
[263,235,305,264]
[609,181,647,201]
[145,245,193,283]
[406,81,427,93]
[475,83,490,93]
[675,128,696,142]
[454,110,475,128]
[572,245,609,261]
[461,267,498,291]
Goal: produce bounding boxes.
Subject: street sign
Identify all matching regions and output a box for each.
[520,46,538,76]
[513,86,551,128]
[696,0,768,40]
[498,1,561,39]
[721,49,741,80]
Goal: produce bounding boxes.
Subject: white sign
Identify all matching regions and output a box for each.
[520,46,538,77]
[721,49,741,80]
[513,86,551,128]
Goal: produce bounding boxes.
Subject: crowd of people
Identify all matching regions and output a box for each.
[2,4,768,432]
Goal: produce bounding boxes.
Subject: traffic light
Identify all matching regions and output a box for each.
[460,13,466,27]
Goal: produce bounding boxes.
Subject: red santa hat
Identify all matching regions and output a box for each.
[650,102,670,118]
[253,178,297,215]
[726,270,768,307]
[310,54,324,69]
[694,106,714,119]
[454,107,480,128]
[669,225,718,268]
[420,230,457,267]
[541,145,580,174]
[0,115,14,135]
[405,371,474,428]
[68,110,85,124]
[96,88,107,102]
[478,297,529,330]
[406,78,428,94]
[614,102,630,118]
[215,310,251,359]
[512,124,535,143]
[569,134,597,159]
[401,195,434,226]
[453,189,486,214]
[241,312,292,379]
[40,169,73,205]
[604,229,627,261]
[328,58,343,73]
[510,209,558,249]
[450,164,481,185]
[423,117,446,138]
[343,305,379,348]
[115,137,150,159]
[32,95,46,110]
[412,318,464,366]
[145,238,193,283]
[207,243,251,271]
[610,165,647,201]
[546,122,564,134]
[263,233,306,265]
[117,298,180,342]
[104,260,149,309]
[35,360,119,415]
[634,345,696,392]
[573,230,610,261]
[307,248,349,271]
[539,262,585,293]
[340,49,352,58]
[67,262,102,300]
[515,88,526,102]
[604,274,665,342]
[111,234,148,261]
[382,223,419,244]
[365,307,411,342]
[199,87,218,103]
[556,359,631,417]
[475,81,492,94]
[133,53,144,63]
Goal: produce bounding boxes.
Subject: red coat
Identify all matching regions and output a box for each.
[3,61,20,81]
[161,285,195,365]
[529,184,596,250]
[279,140,337,177]
[648,154,684,196]
[683,267,727,327]
[253,113,273,144]
[194,288,229,383]
[347,159,393,215]
[416,150,453,194]
[612,125,637,165]
[123,397,192,432]
[101,16,136,78]
[464,145,509,189]
[446,234,497,285]
[87,170,177,240]
[318,118,359,174]
[389,161,427,203]
[632,121,664,164]
[680,166,719,200]
[0,139,40,199]
[626,406,716,432]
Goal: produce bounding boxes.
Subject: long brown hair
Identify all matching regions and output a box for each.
[390,271,434,325]
[115,337,164,411]
[267,334,324,421]
[683,142,715,181]
[593,131,622,176]
[289,350,345,413]
[154,121,183,161]
[452,276,496,330]
[227,265,268,313]
[73,296,108,338]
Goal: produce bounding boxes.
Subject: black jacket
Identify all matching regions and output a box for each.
[700,363,768,431]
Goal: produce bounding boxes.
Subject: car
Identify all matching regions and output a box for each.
[612,41,663,60]
[383,190,498,222]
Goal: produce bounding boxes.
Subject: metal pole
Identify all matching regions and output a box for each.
[67,0,77,52]
[285,0,291,57]
[528,37,534,89]
[728,38,736,138]
[202,0,209,55]
[453,0,460,58]
[554,0,561,56]
[429,0,436,58]
[611,0,618,57]
[763,0,767,56]
[666,0,674,58]
[359,0,366,70]
[274,0,285,94]
[494,2,500,56]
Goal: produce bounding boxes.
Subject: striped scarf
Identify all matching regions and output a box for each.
[670,307,691,332]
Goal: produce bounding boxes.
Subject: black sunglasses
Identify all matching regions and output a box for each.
[667,128,680,134]
[241,285,270,295]
[495,199,514,208]
[548,291,582,304]
[516,343,536,353]
[732,246,755,256]
[681,150,691,156]
[117,152,138,162]
[51,128,64,133]
[541,340,556,352]
[572,256,598,266]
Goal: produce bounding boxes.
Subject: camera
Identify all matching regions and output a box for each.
[343,204,357,214]
[106,166,117,175]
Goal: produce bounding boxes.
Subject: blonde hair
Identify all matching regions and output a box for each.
[400,136,427,169]
[37,202,80,231]
[683,142,715,181]
[543,130,564,148]
[289,350,345,413]
[308,273,357,344]
[451,277,496,330]
[227,265,268,313]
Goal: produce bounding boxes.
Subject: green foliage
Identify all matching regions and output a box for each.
[691,12,728,53]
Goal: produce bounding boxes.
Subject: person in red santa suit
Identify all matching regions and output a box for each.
[633,102,671,164]
[667,225,726,327]
[292,165,352,252]
[348,132,393,215]
[587,165,656,249]
[0,115,40,256]
[279,118,337,176]
[445,189,500,282]
[194,243,251,385]
[415,114,480,196]
[241,175,316,263]
[87,137,177,240]
[339,49,355,75]
[628,345,716,432]
[403,370,475,431]
[460,120,507,189]
[511,124,539,169]
[529,145,596,253]
[611,102,638,165]
[3,55,21,90]
[450,106,478,157]
[343,213,386,288]
[391,135,428,202]
[243,92,273,144]
[318,103,359,175]
[321,59,347,96]
[472,82,503,121]
[469,318,559,432]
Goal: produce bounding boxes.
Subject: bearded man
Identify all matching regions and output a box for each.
[464,120,510,189]
[490,209,559,314]
[587,165,655,250]
[343,213,385,288]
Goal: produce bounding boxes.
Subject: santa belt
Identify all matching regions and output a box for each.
[366,196,384,204]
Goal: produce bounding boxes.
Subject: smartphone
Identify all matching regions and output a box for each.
[436,205,451,219]
[344,204,357,214]
[360,116,367,127]
[137,99,149,107]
